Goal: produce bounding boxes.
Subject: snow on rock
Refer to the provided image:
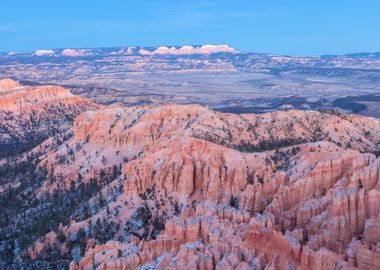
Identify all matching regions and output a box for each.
[34,49,55,56]
[126,47,133,54]
[140,45,237,55]
[197,44,237,54]
[61,49,88,56]
[151,44,237,55]
[139,49,153,55]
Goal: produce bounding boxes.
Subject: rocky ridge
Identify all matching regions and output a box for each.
[19,104,380,269]
[0,79,98,153]
[0,78,21,90]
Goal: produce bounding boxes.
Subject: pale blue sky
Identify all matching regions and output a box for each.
[1,0,379,55]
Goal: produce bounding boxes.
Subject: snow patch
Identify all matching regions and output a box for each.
[152,44,237,55]
[61,49,87,56]
[139,49,153,55]
[34,49,55,56]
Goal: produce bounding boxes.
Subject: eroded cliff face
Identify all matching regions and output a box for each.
[35,104,379,195]
[0,79,98,151]
[18,104,380,270]
[0,78,21,90]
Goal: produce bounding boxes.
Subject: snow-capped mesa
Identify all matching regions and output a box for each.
[139,48,153,55]
[34,49,55,56]
[197,44,237,54]
[61,49,88,56]
[153,46,178,54]
[152,44,237,55]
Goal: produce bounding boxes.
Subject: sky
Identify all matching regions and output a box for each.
[1,0,380,56]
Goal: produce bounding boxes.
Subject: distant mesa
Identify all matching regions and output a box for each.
[34,49,55,56]
[115,44,237,56]
[61,49,87,56]
[138,48,153,55]
[152,44,237,55]
[19,45,237,57]
[33,48,91,57]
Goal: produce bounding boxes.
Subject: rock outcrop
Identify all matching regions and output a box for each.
[18,104,380,270]
[0,78,21,90]
[152,45,237,55]
[0,79,99,152]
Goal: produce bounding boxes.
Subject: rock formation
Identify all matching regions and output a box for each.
[0,78,21,90]
[14,104,379,270]
[0,79,98,152]
[153,45,237,55]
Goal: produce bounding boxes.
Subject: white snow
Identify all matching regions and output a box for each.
[127,47,133,54]
[150,44,237,55]
[61,49,85,56]
[139,49,153,55]
[34,49,55,56]
[197,44,236,54]
[153,46,175,54]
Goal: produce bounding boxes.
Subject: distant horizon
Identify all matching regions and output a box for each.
[1,43,380,58]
